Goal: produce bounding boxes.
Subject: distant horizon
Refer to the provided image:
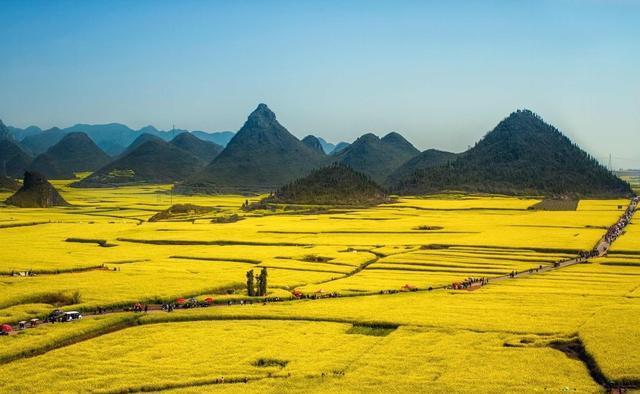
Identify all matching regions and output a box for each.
[1,1,638,167]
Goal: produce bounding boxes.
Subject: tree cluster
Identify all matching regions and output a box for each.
[246,268,268,297]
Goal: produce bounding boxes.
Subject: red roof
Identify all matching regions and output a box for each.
[1,324,12,332]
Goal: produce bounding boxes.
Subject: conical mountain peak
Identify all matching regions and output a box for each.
[29,131,111,179]
[59,131,94,144]
[381,132,419,154]
[245,103,277,128]
[355,133,380,144]
[182,104,326,193]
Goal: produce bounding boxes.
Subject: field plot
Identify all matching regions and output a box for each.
[0,321,600,393]
[0,183,638,392]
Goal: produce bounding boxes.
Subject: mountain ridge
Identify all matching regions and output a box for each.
[13,123,235,156]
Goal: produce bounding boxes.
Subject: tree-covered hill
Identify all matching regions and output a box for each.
[395,110,632,197]
[386,149,458,187]
[29,132,111,179]
[180,104,326,193]
[170,132,223,163]
[262,163,389,206]
[331,132,419,184]
[72,139,205,187]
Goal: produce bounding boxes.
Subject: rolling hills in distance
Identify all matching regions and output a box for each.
[10,123,234,156]
[29,132,111,179]
[1,105,634,198]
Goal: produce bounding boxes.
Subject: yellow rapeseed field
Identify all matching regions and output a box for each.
[0,181,638,392]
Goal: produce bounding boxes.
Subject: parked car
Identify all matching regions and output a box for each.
[62,311,82,322]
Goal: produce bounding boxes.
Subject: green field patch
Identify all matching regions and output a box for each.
[529,199,579,211]
[252,358,289,368]
[346,323,398,336]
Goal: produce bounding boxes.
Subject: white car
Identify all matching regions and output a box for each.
[62,312,83,322]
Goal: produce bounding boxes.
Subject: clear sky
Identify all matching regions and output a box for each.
[1,0,638,168]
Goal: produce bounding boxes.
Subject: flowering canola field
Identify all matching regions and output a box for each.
[0,181,638,393]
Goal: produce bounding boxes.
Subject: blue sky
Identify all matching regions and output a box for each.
[1,0,638,168]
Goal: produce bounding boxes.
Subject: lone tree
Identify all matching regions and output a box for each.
[257,267,268,296]
[246,270,255,296]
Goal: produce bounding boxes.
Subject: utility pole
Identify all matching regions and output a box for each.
[608,153,612,172]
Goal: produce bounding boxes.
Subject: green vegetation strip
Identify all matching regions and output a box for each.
[0,221,50,229]
[65,238,116,247]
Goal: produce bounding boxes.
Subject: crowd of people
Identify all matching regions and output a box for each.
[603,196,638,245]
[447,197,638,290]
[451,277,488,290]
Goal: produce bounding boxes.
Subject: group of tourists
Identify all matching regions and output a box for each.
[603,196,638,245]
[451,277,488,290]
[131,303,148,313]
[578,250,599,260]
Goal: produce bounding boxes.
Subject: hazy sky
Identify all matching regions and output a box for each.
[1,0,638,168]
